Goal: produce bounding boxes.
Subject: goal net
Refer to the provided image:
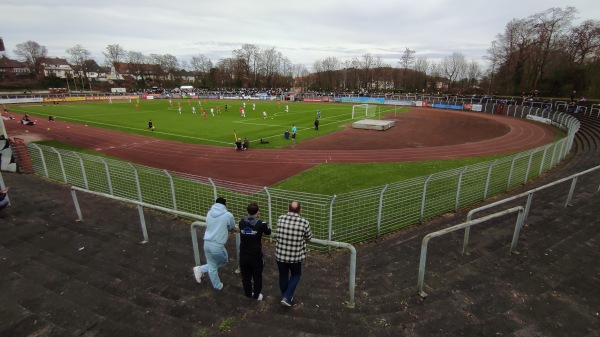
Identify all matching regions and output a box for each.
[351,104,378,119]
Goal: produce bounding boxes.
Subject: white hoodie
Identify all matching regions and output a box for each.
[203,203,235,245]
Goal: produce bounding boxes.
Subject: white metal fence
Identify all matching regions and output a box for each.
[24,105,579,245]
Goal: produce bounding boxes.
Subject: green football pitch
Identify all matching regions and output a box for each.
[12,99,397,149]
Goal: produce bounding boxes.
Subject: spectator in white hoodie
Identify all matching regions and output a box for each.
[193,197,235,290]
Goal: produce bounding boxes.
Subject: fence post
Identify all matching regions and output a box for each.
[539,145,551,175]
[551,141,559,168]
[71,189,83,221]
[376,184,388,238]
[163,170,177,211]
[30,143,48,177]
[99,158,113,195]
[208,178,217,201]
[524,151,534,184]
[328,195,337,242]
[565,176,578,207]
[509,208,526,253]
[506,154,522,191]
[420,175,433,223]
[559,138,568,161]
[483,160,498,200]
[263,186,273,235]
[73,152,89,189]
[455,167,468,211]
[50,147,67,183]
[128,163,149,243]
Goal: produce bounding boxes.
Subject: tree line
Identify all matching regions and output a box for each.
[8,6,600,98]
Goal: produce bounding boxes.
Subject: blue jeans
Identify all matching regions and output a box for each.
[0,198,8,211]
[200,241,229,289]
[277,261,302,301]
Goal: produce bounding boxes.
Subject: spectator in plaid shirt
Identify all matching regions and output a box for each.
[275,201,312,307]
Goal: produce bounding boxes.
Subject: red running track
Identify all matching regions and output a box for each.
[4,108,556,186]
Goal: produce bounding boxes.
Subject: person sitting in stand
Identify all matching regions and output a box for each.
[242,137,249,150]
[235,138,243,150]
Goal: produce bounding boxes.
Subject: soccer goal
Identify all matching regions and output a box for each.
[351,104,378,119]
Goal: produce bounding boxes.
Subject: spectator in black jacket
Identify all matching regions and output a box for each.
[239,202,272,300]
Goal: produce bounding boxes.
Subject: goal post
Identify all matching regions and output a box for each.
[352,104,379,119]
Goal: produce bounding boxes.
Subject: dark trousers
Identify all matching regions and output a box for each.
[240,257,264,299]
[277,261,302,301]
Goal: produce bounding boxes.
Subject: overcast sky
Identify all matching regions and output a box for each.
[1,0,599,70]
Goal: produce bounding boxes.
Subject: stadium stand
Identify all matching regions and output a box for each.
[0,113,598,336]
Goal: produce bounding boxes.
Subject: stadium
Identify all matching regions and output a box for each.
[0,94,599,336]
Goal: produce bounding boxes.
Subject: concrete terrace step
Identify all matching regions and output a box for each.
[0,271,103,335]
[221,321,344,337]
[0,301,69,337]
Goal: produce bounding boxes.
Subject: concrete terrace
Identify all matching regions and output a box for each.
[0,113,599,337]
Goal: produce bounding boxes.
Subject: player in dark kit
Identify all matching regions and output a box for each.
[238,202,272,300]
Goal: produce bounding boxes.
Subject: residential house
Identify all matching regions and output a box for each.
[38,57,73,79]
[0,56,31,80]
[72,60,109,82]
[110,62,162,84]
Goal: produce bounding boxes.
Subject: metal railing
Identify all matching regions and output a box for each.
[190,222,357,308]
[25,105,578,247]
[417,206,525,297]
[70,186,357,307]
[417,164,600,297]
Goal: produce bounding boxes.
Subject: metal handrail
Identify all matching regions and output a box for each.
[191,221,357,308]
[70,185,357,308]
[70,186,206,243]
[417,206,525,298]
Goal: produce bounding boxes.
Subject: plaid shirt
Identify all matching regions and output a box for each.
[275,212,312,263]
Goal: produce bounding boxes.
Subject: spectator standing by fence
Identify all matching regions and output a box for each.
[239,202,271,300]
[275,201,312,307]
[193,197,235,291]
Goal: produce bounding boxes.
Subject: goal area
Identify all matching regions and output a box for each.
[351,104,378,119]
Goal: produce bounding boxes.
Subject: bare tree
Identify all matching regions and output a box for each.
[127,51,147,85]
[322,56,340,90]
[372,55,387,91]
[466,60,482,92]
[66,44,92,91]
[564,19,600,64]
[414,56,429,92]
[399,47,416,69]
[441,51,467,92]
[398,47,416,91]
[529,6,577,89]
[292,63,309,88]
[190,54,212,85]
[278,56,294,87]
[163,54,179,80]
[361,53,374,90]
[258,48,281,87]
[14,40,48,74]
[233,44,259,87]
[103,44,127,84]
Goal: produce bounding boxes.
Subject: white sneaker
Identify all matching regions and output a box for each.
[216,283,224,291]
[256,293,263,301]
[192,266,203,284]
